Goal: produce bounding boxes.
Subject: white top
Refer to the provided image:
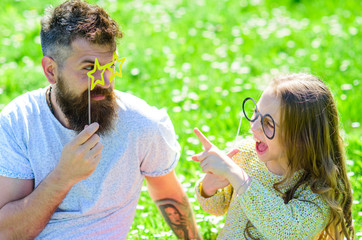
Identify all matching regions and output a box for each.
[0,88,180,239]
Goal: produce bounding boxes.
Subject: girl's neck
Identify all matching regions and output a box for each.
[265,160,288,176]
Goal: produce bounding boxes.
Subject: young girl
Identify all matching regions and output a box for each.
[192,73,354,239]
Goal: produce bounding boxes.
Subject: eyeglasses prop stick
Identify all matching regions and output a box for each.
[233,112,243,148]
[88,76,91,125]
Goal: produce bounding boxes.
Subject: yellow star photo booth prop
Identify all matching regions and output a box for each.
[87,52,125,90]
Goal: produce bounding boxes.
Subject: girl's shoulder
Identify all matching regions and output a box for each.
[236,138,256,157]
[232,138,264,171]
[231,138,283,184]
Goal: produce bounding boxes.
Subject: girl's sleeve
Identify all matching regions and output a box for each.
[237,180,330,239]
[195,179,234,216]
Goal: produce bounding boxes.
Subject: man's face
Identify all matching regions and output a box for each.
[54,38,118,135]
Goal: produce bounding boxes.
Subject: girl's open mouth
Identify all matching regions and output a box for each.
[256,140,268,154]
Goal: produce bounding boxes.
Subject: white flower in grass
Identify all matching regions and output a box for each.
[131,68,140,76]
[341,84,353,91]
[168,31,177,39]
[340,60,350,72]
[201,54,216,62]
[211,228,218,233]
[348,27,358,35]
[172,106,181,113]
[182,63,191,72]
[188,28,197,36]
[199,84,208,91]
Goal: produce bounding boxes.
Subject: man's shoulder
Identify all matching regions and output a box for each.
[115,90,168,123]
[114,90,176,139]
[0,88,46,122]
[115,90,149,108]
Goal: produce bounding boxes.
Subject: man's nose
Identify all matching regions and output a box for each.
[97,69,112,88]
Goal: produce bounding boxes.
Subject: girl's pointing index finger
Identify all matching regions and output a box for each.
[194,127,213,150]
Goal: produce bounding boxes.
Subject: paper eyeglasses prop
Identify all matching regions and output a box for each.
[87,52,126,91]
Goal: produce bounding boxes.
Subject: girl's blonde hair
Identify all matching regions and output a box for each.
[244,73,354,239]
[272,73,354,239]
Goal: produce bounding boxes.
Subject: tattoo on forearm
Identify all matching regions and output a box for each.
[156,197,199,240]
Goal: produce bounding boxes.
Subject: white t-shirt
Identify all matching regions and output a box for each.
[0,88,180,239]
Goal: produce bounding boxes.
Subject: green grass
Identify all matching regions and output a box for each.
[0,0,361,239]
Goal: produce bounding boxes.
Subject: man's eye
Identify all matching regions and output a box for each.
[84,66,94,70]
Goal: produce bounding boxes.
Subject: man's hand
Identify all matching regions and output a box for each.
[53,122,103,186]
[0,123,102,239]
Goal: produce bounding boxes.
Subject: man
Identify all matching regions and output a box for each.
[0,0,200,239]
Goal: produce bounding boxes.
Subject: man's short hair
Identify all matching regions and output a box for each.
[40,0,123,67]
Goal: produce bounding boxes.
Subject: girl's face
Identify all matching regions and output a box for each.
[250,87,288,175]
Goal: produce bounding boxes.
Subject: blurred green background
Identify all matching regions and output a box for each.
[0,0,361,239]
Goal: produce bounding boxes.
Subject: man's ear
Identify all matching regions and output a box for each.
[41,56,58,84]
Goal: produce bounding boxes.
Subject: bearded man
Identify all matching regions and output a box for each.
[0,1,200,239]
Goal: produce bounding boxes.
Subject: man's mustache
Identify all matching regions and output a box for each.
[82,87,113,98]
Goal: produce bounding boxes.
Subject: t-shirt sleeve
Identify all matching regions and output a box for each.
[140,110,180,177]
[0,116,34,179]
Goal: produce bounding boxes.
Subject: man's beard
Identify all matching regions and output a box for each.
[55,75,118,136]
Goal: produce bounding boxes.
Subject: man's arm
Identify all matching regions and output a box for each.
[0,123,102,239]
[0,174,74,239]
[146,170,201,240]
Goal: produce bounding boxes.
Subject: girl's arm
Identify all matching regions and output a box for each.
[195,179,233,216]
[192,128,245,216]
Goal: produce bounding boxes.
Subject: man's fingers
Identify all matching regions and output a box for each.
[194,128,213,150]
[92,152,102,165]
[226,148,240,158]
[82,133,100,151]
[87,142,103,160]
[73,122,99,145]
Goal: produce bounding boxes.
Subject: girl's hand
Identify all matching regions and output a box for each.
[201,173,229,197]
[199,148,241,197]
[192,128,251,194]
[191,128,240,178]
